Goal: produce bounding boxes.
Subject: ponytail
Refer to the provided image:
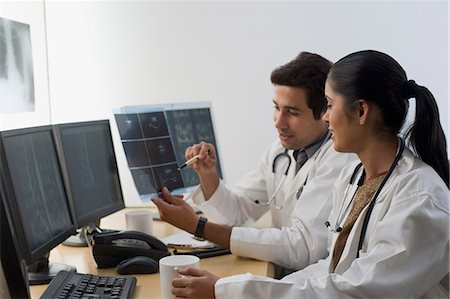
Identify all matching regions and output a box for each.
[404,81,449,187]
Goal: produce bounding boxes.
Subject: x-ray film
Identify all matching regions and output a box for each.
[114,102,223,202]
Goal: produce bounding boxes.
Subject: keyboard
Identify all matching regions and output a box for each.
[40,270,136,299]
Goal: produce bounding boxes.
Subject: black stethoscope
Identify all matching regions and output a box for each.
[254,150,291,209]
[254,132,331,209]
[325,138,405,255]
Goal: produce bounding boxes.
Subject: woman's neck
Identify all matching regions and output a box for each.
[357,136,399,182]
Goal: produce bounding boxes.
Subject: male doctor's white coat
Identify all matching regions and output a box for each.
[192,136,356,270]
[214,148,449,298]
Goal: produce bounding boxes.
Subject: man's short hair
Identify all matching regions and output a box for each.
[271,52,332,120]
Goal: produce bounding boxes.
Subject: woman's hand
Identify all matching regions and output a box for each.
[172,267,220,299]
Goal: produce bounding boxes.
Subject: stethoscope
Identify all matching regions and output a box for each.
[325,138,405,255]
[254,131,331,209]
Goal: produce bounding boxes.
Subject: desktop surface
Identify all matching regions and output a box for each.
[30,208,269,299]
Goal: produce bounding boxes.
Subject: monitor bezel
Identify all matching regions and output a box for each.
[53,120,125,228]
[0,125,77,264]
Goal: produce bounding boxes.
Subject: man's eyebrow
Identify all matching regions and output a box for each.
[285,105,301,111]
[273,100,302,111]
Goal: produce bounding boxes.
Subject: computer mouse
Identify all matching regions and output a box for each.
[116,256,159,275]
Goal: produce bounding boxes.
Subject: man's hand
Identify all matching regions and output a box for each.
[185,142,220,200]
[172,267,219,299]
[185,142,217,174]
[151,187,199,234]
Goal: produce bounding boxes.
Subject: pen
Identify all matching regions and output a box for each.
[177,149,211,171]
[173,247,231,258]
[167,243,216,250]
[177,154,201,171]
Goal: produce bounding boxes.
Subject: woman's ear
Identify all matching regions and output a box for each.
[358,100,370,125]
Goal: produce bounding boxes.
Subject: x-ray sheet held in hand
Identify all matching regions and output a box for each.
[113,102,224,202]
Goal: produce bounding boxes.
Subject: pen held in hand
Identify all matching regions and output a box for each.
[177,154,201,171]
[177,148,211,171]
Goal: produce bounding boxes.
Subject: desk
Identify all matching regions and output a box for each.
[30,208,269,298]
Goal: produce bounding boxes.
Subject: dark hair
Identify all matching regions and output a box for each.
[328,50,449,187]
[271,52,333,120]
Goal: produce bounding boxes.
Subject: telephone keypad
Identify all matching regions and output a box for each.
[111,238,152,249]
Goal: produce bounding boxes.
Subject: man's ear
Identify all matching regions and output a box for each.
[358,100,370,125]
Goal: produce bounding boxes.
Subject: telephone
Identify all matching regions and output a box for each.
[91,230,170,268]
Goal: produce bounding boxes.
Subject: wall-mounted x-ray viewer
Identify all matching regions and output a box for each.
[114,102,223,202]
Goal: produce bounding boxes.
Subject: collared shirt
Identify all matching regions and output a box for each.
[293,130,329,174]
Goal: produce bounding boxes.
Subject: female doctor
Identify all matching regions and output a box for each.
[171,50,449,298]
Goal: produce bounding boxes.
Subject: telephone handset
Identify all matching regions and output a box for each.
[91,230,170,268]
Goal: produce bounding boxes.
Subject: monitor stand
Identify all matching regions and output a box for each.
[27,254,76,285]
[62,227,89,247]
[62,220,101,247]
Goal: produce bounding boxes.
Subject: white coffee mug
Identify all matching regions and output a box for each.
[159,255,200,299]
[125,210,154,235]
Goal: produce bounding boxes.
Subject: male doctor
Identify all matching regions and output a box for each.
[153,52,355,275]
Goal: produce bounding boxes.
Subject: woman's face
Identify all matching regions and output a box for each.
[322,81,360,153]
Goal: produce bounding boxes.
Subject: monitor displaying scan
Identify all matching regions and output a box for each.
[0,126,76,284]
[54,120,125,229]
[114,102,223,201]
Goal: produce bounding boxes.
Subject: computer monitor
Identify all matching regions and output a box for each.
[114,101,224,201]
[53,120,125,246]
[0,185,30,299]
[0,126,77,285]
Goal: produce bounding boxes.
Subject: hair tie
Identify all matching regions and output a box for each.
[402,80,417,99]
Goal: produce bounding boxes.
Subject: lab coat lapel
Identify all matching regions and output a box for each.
[332,153,414,273]
[332,204,370,274]
[328,149,415,274]
[285,156,313,200]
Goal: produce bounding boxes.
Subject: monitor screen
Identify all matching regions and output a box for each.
[114,102,223,201]
[54,120,125,228]
[0,126,76,265]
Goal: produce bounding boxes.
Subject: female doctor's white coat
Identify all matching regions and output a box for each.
[191,137,356,270]
[214,148,449,298]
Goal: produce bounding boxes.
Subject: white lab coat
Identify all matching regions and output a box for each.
[214,148,449,298]
[192,137,356,269]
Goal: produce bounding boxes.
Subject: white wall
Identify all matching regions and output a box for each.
[1,1,448,207]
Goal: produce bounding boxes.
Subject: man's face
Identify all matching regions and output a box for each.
[273,85,328,150]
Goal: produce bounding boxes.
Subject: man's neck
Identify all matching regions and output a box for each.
[301,130,330,157]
